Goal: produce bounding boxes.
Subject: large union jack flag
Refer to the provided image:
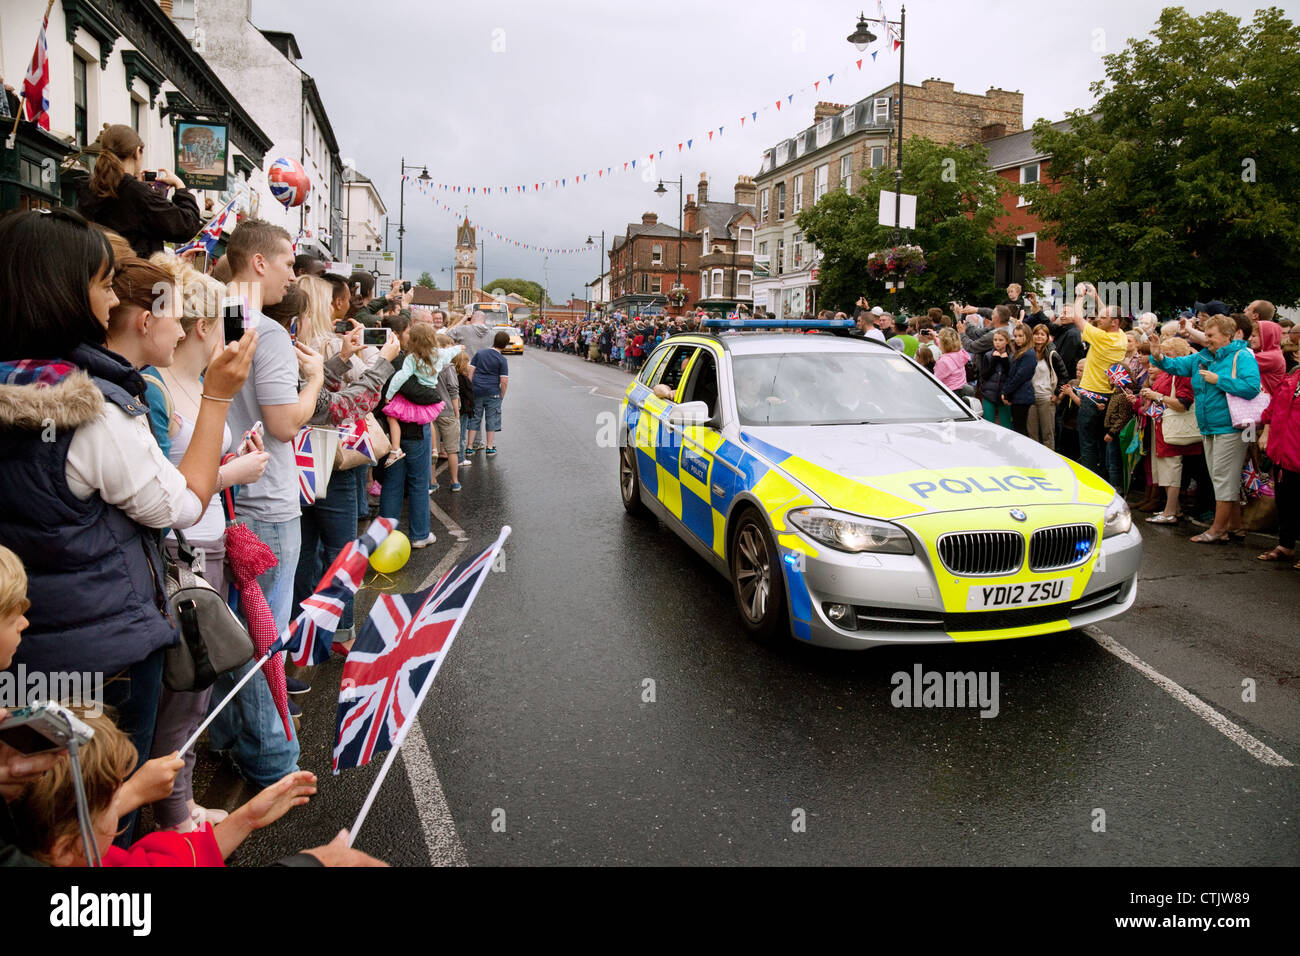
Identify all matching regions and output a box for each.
[21,9,50,130]
[333,532,506,773]
[276,517,395,667]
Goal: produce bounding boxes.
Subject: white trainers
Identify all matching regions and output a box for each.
[411,534,436,549]
[459,458,472,468]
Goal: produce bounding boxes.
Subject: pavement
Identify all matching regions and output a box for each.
[204,345,1300,867]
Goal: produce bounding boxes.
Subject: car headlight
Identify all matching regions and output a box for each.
[787,507,913,554]
[1102,493,1131,538]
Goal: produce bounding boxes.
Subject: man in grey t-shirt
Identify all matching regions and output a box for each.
[449,311,494,364]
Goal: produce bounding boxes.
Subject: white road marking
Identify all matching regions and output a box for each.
[1086,627,1294,767]
[395,510,471,865]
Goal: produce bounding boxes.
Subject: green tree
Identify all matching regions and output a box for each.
[797,136,1026,313]
[1025,6,1300,310]
[483,278,545,305]
[417,271,437,290]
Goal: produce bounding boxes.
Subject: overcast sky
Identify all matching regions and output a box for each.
[256,0,1265,299]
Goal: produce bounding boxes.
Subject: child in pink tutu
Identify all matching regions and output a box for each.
[382,323,461,464]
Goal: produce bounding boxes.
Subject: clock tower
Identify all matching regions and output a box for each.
[454,222,477,307]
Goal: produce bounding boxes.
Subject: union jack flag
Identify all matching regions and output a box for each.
[276,517,395,667]
[21,8,50,130]
[294,427,318,505]
[333,529,509,773]
[339,417,376,463]
[176,197,238,256]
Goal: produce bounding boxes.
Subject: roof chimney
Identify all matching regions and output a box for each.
[814,101,848,121]
[733,174,757,208]
[641,211,659,226]
[683,193,698,234]
[697,172,708,205]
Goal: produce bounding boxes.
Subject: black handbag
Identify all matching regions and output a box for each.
[162,529,254,692]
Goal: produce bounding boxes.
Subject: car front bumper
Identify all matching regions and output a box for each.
[778,512,1142,650]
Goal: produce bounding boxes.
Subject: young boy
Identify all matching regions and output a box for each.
[9,708,317,867]
[0,544,29,671]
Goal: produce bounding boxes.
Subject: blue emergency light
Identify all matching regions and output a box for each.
[700,318,857,330]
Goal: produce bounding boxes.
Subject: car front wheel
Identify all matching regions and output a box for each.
[729,509,788,641]
[620,437,647,515]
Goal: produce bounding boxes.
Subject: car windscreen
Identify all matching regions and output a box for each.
[731,351,973,426]
[494,326,521,336]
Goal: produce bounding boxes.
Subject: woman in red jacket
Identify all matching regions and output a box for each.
[1258,366,1300,567]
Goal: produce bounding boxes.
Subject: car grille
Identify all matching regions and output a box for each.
[937,531,1024,576]
[1029,524,1096,571]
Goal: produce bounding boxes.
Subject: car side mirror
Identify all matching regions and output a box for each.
[966,396,983,418]
[667,401,711,426]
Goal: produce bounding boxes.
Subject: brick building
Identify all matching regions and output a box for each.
[982,119,1075,293]
[608,212,698,315]
[753,80,1024,317]
[684,173,758,312]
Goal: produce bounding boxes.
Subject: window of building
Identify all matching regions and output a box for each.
[776,238,785,276]
[711,269,723,297]
[793,174,803,214]
[757,241,768,257]
[701,229,710,256]
[870,146,885,168]
[1018,233,1037,256]
[795,134,806,158]
[775,142,789,166]
[815,118,832,149]
[736,271,752,300]
[842,106,856,135]
[73,56,89,148]
[776,182,786,221]
[814,164,828,202]
[641,274,648,292]
[793,233,804,269]
[873,97,890,124]
[130,97,142,135]
[760,188,769,223]
[701,270,710,299]
[760,150,773,174]
[840,154,851,192]
[1019,162,1040,206]
[652,243,663,265]
[650,275,662,293]
[738,226,753,254]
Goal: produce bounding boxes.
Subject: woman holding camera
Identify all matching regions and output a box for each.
[76,125,201,258]
[0,209,256,786]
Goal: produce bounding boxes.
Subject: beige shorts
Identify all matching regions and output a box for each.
[1202,432,1248,502]
[1152,453,1183,488]
[435,413,460,456]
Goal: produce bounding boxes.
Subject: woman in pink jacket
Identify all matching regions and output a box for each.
[1258,365,1300,567]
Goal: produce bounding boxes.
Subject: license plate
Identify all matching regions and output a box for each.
[966,578,1070,610]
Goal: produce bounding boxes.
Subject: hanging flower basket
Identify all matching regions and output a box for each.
[667,285,689,306]
[866,245,927,283]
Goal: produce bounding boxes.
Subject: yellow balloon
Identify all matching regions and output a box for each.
[369,531,411,574]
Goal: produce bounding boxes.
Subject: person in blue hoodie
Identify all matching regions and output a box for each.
[1001,324,1038,435]
[1150,313,1261,543]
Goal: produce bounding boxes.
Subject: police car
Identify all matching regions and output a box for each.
[618,320,1142,649]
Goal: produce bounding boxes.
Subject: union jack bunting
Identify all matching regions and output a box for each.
[333,529,509,773]
[294,427,319,505]
[276,517,396,667]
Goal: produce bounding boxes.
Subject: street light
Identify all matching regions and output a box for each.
[585,230,605,312]
[848,8,906,245]
[653,174,684,296]
[397,156,431,279]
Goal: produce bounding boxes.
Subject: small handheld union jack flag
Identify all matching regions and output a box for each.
[334,527,510,775]
[293,427,318,505]
[277,517,396,667]
[176,197,238,256]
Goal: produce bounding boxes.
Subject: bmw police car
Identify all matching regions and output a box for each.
[618,320,1142,649]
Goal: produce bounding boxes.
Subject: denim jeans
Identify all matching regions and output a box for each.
[355,460,370,513]
[1076,394,1108,482]
[206,515,301,787]
[296,466,360,630]
[379,424,431,541]
[103,646,166,845]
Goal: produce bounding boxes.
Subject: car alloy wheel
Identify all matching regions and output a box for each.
[729,510,788,641]
[620,437,646,515]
